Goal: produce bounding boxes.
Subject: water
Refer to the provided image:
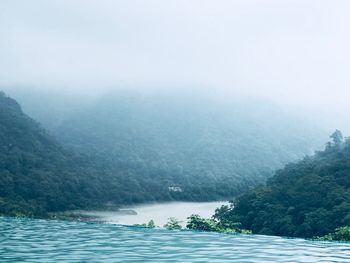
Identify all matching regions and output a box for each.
[78,201,227,227]
[1,217,350,262]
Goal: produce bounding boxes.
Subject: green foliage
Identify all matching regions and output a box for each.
[215,133,350,238]
[187,214,219,232]
[49,90,324,202]
[0,92,123,216]
[134,220,157,228]
[0,90,326,217]
[186,214,251,234]
[135,215,251,234]
[330,130,343,145]
[239,229,253,234]
[318,226,350,242]
[147,220,156,228]
[15,212,32,219]
[164,217,182,230]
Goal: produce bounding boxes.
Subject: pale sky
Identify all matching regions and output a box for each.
[1,0,350,130]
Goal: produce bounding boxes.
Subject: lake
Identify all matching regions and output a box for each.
[77,201,227,227]
[1,216,350,262]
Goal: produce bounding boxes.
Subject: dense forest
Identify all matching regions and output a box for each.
[214,131,350,238]
[0,93,94,215]
[0,90,327,217]
[0,91,113,216]
[6,88,326,200]
[0,91,212,216]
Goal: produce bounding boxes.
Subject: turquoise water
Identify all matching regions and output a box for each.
[1,217,350,262]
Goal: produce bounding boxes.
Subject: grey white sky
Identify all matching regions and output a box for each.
[1,0,350,124]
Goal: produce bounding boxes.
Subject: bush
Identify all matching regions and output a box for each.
[186,214,251,234]
[164,218,182,230]
[134,219,157,228]
[318,226,350,242]
[186,214,219,232]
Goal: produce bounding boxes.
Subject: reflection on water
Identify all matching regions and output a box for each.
[1,217,350,262]
[79,201,227,227]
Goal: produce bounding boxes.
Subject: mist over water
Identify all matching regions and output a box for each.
[79,201,227,227]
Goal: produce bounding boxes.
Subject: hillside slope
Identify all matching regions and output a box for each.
[53,90,325,197]
[0,91,108,215]
[2,91,273,216]
[0,91,173,216]
[0,89,328,215]
[215,131,350,238]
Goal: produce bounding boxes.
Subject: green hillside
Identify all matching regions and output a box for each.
[215,131,350,238]
[0,90,327,217]
[54,90,325,198]
[0,91,105,216]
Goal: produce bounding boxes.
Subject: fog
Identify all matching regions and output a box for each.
[1,0,349,132]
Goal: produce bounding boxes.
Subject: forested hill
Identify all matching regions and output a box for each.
[0,91,111,216]
[0,89,328,217]
[1,91,242,217]
[52,90,325,196]
[0,90,293,217]
[215,130,350,238]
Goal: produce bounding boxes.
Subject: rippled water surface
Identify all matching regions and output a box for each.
[1,217,350,262]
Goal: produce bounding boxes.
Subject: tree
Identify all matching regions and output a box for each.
[330,129,343,145]
[186,214,219,232]
[147,220,156,228]
[318,226,350,241]
[164,217,182,230]
[213,134,350,238]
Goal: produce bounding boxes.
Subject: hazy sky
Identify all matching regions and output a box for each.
[1,0,350,125]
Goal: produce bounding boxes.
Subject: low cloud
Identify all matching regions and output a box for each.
[1,0,349,131]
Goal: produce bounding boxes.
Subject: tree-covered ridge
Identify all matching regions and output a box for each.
[0,92,207,216]
[0,90,328,218]
[0,91,112,216]
[50,90,325,200]
[1,91,265,217]
[215,131,350,238]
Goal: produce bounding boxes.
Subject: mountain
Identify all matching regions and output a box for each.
[0,88,328,217]
[0,91,179,217]
[0,91,217,217]
[0,90,265,217]
[214,131,350,238]
[0,91,125,216]
[50,89,325,199]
